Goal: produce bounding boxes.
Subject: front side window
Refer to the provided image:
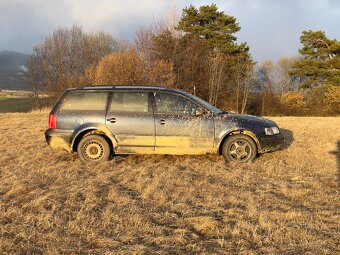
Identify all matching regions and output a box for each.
[110,92,149,113]
[60,91,108,111]
[155,93,197,115]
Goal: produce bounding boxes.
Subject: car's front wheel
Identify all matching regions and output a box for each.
[222,134,257,163]
[77,135,110,163]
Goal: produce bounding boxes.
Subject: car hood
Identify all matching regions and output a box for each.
[218,112,276,127]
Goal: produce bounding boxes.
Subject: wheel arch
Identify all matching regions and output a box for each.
[71,128,116,154]
[218,129,261,155]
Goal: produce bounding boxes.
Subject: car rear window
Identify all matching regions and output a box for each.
[110,92,149,113]
[60,91,108,111]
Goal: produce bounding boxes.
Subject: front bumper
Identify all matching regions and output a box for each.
[45,129,73,152]
[258,133,285,153]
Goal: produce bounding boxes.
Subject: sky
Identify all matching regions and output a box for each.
[0,0,339,62]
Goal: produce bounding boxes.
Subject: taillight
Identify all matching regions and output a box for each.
[48,114,57,129]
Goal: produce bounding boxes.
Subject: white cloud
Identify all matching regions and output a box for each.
[0,0,339,61]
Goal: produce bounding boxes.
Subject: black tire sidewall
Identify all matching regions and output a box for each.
[77,135,110,163]
[222,134,257,163]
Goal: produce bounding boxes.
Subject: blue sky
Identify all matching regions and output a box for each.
[0,0,339,61]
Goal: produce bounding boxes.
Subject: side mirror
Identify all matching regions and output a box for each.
[195,108,204,117]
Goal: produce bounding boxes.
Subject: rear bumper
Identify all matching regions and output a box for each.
[258,133,285,153]
[45,129,73,152]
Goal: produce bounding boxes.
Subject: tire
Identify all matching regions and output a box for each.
[222,134,257,163]
[77,135,110,163]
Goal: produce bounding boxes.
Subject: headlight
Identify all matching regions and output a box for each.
[265,126,280,135]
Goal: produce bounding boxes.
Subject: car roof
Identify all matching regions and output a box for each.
[67,85,196,99]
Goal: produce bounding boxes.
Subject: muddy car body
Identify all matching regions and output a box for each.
[45,86,285,163]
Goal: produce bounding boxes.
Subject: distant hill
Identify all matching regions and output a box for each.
[0,50,31,90]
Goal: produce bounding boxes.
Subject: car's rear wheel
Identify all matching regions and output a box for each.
[77,135,110,163]
[222,134,257,163]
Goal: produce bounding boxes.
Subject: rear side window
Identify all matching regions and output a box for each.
[110,92,149,113]
[60,92,108,111]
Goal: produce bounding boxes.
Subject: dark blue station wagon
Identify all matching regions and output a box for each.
[45,86,285,163]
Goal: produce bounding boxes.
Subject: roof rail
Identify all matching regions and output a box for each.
[114,85,167,90]
[81,85,169,90]
[82,85,114,89]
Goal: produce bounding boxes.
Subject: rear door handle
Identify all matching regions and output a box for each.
[158,119,166,125]
[107,117,116,123]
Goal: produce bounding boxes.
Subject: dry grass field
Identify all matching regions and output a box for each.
[0,113,339,254]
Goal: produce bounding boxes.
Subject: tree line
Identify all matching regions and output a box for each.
[28,4,340,116]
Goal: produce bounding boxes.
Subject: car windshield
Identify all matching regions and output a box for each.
[180,91,223,114]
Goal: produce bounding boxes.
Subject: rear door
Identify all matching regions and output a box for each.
[153,92,215,154]
[105,91,155,154]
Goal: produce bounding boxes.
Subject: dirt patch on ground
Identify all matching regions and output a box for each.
[0,113,339,254]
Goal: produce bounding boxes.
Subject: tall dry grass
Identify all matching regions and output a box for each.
[30,107,51,114]
[0,113,339,254]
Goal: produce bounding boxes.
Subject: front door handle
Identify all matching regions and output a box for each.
[107,117,116,123]
[158,119,166,125]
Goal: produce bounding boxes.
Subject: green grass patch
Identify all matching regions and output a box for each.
[0,96,34,112]
[0,97,11,102]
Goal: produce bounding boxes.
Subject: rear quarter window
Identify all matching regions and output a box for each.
[60,91,108,111]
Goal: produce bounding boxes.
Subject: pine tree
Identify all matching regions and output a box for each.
[290,30,340,88]
[176,4,249,55]
[175,4,253,109]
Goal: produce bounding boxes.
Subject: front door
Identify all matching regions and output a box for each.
[106,91,155,154]
[153,92,215,154]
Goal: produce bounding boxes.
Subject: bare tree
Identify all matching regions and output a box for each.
[134,20,167,60]
[277,56,300,93]
[230,58,254,113]
[240,64,254,114]
[208,52,224,106]
[28,26,119,97]
[255,61,276,115]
